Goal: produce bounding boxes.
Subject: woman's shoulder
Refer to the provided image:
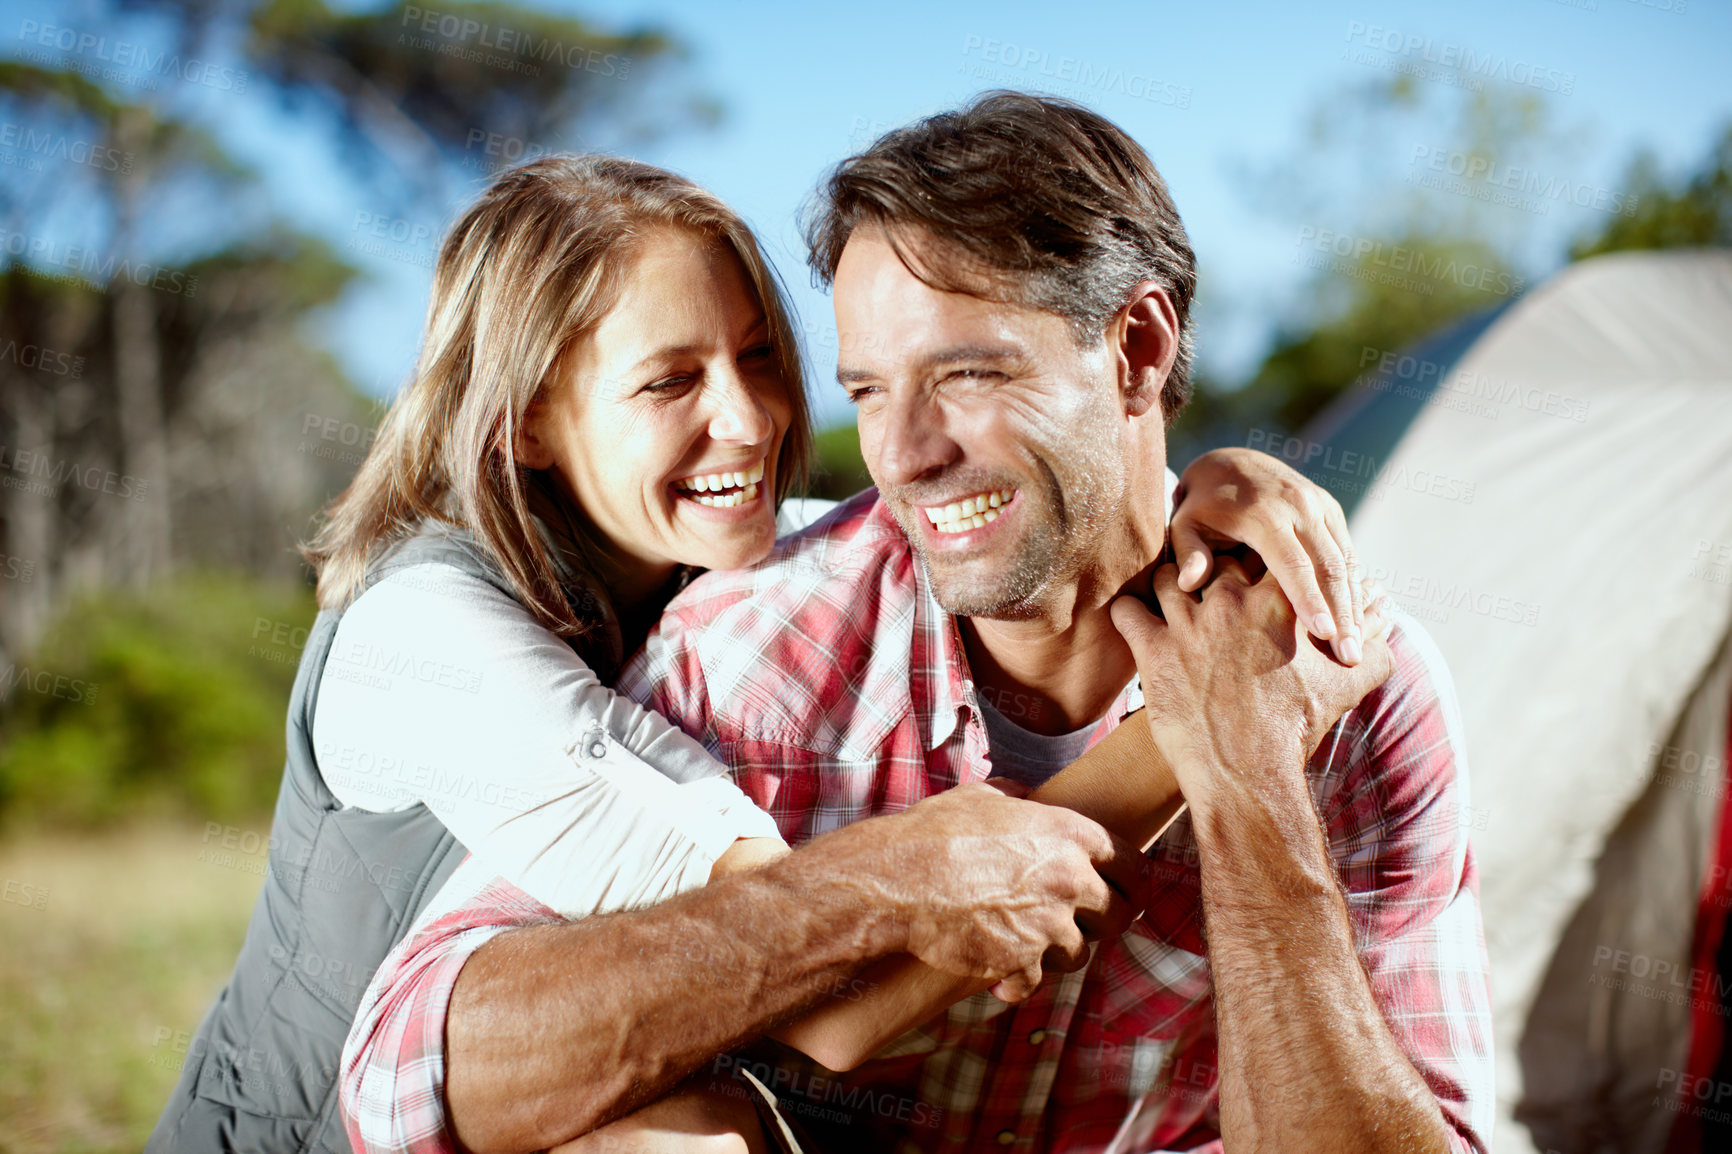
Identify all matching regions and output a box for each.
[339,560,548,668]
[364,521,506,592]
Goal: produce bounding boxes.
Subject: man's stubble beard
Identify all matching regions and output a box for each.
[905,464,1069,619]
[892,403,1127,621]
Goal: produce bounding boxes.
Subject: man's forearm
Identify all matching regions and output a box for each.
[1191,771,1452,1154]
[772,712,1183,1070]
[447,839,901,1154]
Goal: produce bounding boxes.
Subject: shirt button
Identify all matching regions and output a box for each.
[1028,1028,1046,1045]
[587,740,607,758]
[996,1130,1017,1146]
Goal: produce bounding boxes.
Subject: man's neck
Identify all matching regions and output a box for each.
[958,529,1162,738]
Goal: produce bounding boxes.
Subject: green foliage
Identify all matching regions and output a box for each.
[0,577,315,827]
[0,59,125,119]
[804,420,875,501]
[1571,123,1732,259]
[245,0,690,183]
[1233,235,1520,434]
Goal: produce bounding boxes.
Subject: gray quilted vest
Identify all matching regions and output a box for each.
[146,527,511,1153]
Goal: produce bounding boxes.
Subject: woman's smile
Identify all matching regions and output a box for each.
[672,459,767,509]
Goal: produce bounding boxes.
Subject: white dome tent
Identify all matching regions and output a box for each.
[1300,250,1732,1153]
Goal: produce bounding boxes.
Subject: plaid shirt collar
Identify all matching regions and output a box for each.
[864,496,1146,759]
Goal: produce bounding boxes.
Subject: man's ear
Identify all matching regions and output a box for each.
[512,396,557,471]
[1115,283,1181,420]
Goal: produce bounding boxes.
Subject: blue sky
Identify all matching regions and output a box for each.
[9,0,1730,427]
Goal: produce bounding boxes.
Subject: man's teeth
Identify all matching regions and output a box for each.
[921,489,1014,534]
[689,482,759,508]
[675,461,766,497]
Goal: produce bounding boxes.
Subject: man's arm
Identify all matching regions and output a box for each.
[762,715,1183,1070]
[438,783,1146,1154]
[771,585,1395,1072]
[1112,561,1488,1154]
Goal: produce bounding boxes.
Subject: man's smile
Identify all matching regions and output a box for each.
[917,487,1020,539]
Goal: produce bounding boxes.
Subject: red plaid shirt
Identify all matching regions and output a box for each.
[341,491,1494,1154]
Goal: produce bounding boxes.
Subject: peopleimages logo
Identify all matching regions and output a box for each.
[0,121,132,174]
[397,6,631,77]
[0,338,85,380]
[0,444,149,502]
[1407,146,1639,218]
[959,34,1192,108]
[1295,227,1524,298]
[1244,429,1479,507]
[1357,346,1591,424]
[1342,22,1576,94]
[16,19,250,92]
[0,229,198,297]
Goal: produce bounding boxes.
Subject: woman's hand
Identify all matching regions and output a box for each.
[1109,562,1395,814]
[1170,447,1364,664]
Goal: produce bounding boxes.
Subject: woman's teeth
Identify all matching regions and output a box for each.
[689,482,759,508]
[674,461,766,508]
[675,460,765,493]
[922,488,1014,534]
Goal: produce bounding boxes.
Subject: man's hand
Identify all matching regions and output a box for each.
[1171,446,1365,665]
[861,782,1151,1002]
[1108,561,1392,811]
[1106,566,1452,1154]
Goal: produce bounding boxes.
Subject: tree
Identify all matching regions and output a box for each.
[1171,77,1575,464]
[1571,123,1732,258]
[0,57,345,656]
[0,0,706,663]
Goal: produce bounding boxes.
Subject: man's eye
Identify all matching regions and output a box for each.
[845,386,880,404]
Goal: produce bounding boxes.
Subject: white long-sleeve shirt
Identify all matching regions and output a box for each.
[311,499,835,920]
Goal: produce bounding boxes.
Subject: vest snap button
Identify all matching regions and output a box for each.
[996,1129,1017,1145]
[588,740,606,759]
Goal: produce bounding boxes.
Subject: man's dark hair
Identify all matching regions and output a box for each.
[804,90,1198,422]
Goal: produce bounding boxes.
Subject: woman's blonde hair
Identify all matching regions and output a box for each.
[302,155,813,667]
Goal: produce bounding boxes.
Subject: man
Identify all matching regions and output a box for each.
[343,93,1492,1152]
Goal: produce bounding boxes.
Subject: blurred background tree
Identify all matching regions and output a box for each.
[1571,126,1732,258]
[0,0,707,830]
[0,4,711,1148]
[1152,77,1732,470]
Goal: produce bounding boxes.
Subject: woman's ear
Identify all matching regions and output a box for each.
[1116,283,1180,420]
[512,397,557,470]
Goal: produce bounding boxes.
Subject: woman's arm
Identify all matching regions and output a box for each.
[313,561,784,919]
[1172,448,1367,664]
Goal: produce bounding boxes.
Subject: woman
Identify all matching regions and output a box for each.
[147,155,1372,1154]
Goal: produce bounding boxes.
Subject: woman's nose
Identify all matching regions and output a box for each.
[707,370,777,446]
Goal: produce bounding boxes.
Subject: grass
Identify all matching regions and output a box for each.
[0,822,264,1153]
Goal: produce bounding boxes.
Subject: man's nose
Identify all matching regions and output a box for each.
[870,390,960,488]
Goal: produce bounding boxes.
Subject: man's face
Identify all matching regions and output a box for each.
[833,229,1149,618]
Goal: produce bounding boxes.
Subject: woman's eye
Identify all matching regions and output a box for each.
[741,343,775,363]
[641,375,697,396]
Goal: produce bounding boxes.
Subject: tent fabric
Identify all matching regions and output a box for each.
[1304,303,1510,518]
[1308,250,1732,1153]
[1516,630,1730,1152]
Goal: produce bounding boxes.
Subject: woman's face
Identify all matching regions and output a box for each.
[518,227,794,594]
